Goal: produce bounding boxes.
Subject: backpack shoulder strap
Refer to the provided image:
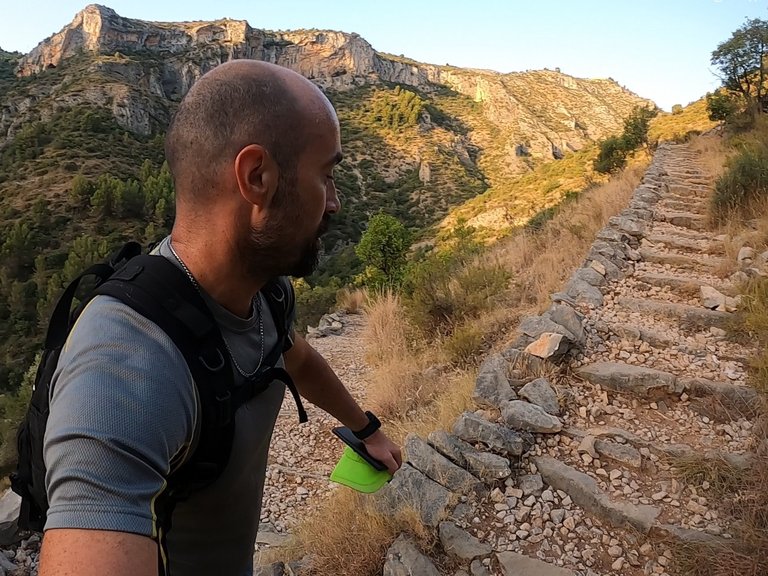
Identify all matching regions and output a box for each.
[94,255,239,576]
[259,277,307,423]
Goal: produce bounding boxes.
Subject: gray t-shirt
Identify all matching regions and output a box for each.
[44,238,291,576]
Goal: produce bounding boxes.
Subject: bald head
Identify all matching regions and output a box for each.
[165,60,334,203]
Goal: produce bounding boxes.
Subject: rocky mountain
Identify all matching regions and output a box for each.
[0,4,653,391]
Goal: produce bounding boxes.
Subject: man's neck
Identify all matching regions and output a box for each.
[168,235,264,318]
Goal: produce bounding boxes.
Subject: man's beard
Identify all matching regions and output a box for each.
[238,172,331,280]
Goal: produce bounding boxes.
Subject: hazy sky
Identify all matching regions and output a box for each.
[1,0,767,110]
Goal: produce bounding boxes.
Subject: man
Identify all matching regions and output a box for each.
[39,60,402,576]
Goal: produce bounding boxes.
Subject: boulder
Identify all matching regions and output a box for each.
[525,333,568,359]
[700,285,727,311]
[518,315,577,342]
[564,277,604,307]
[405,434,486,495]
[594,439,642,468]
[517,473,544,496]
[377,464,455,527]
[453,412,529,456]
[571,267,606,287]
[518,378,560,415]
[534,456,660,533]
[738,246,755,266]
[462,450,512,481]
[384,534,441,576]
[576,362,679,397]
[473,354,516,409]
[497,552,575,576]
[545,303,586,345]
[501,400,562,433]
[438,522,492,560]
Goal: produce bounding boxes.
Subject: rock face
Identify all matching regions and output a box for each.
[8,5,652,167]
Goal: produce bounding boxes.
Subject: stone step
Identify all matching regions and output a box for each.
[563,427,753,466]
[638,248,724,270]
[497,552,575,576]
[576,362,755,413]
[533,456,660,533]
[657,212,708,231]
[648,225,715,241]
[576,362,680,398]
[660,199,708,214]
[635,272,734,295]
[643,234,723,254]
[617,296,731,329]
[668,188,712,200]
[678,377,760,417]
[598,320,674,349]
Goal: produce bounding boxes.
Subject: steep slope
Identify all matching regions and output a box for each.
[0,4,652,393]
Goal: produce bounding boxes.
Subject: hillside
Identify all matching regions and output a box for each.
[0,4,653,393]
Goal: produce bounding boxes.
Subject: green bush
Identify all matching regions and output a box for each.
[404,225,510,334]
[593,135,629,174]
[712,140,768,222]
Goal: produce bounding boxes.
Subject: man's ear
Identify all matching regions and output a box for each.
[234,144,278,208]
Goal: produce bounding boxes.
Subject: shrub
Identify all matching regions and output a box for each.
[712,141,768,222]
[593,135,629,174]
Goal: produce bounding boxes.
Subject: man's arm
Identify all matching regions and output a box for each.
[40,530,157,576]
[283,334,402,473]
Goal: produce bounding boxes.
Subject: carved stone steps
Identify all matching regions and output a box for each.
[643,234,723,255]
[657,212,708,231]
[617,296,731,329]
[634,272,735,295]
[575,362,756,415]
[533,455,660,534]
[660,199,708,214]
[638,248,725,271]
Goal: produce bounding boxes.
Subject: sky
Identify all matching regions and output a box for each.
[1,0,767,110]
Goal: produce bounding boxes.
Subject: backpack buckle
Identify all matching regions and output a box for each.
[199,348,226,373]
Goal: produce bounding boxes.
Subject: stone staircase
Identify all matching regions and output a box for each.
[375,143,766,576]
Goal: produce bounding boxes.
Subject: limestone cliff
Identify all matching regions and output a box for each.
[8,4,652,167]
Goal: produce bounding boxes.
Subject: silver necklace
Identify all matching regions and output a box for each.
[168,240,265,379]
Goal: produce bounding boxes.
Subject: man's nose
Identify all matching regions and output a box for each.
[326,187,341,215]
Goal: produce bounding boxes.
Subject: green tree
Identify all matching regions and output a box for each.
[355,213,411,288]
[706,91,738,123]
[593,136,629,174]
[711,18,768,113]
[622,106,658,151]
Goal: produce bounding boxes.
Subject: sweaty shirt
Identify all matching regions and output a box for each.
[43,237,292,576]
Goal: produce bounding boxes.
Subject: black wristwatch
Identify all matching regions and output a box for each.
[352,411,382,440]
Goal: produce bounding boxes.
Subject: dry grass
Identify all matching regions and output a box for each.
[280,149,650,575]
[490,160,645,309]
[673,130,768,574]
[672,453,745,497]
[362,289,409,366]
[336,288,367,314]
[263,489,435,576]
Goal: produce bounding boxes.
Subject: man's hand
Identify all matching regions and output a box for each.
[362,430,402,475]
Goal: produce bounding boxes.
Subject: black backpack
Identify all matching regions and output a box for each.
[9,241,307,573]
